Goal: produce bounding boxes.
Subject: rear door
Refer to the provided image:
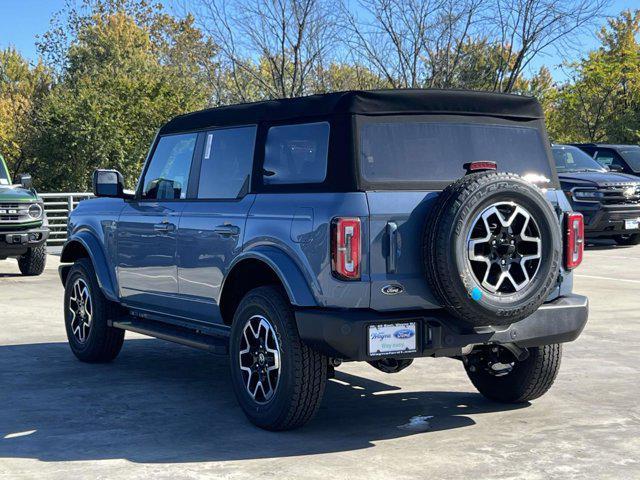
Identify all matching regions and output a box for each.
[176,126,257,323]
[358,116,557,311]
[117,133,197,314]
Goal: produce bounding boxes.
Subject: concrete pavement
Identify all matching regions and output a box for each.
[0,245,639,479]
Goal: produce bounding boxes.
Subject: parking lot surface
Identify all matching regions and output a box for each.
[1,243,639,480]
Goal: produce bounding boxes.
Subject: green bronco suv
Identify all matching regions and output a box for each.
[0,154,48,275]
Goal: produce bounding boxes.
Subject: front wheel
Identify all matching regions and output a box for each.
[64,258,125,362]
[614,234,640,246]
[229,286,328,430]
[18,244,47,276]
[464,344,562,403]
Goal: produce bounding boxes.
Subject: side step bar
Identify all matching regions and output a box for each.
[113,317,229,355]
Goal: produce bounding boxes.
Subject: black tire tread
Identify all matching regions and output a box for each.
[466,344,562,403]
[232,286,327,430]
[65,258,124,363]
[18,244,47,276]
[614,234,640,246]
[423,171,561,327]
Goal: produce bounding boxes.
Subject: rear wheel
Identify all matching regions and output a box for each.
[18,244,47,276]
[64,258,124,362]
[614,233,640,246]
[464,344,562,403]
[229,286,327,430]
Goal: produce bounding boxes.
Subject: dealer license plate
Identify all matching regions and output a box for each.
[625,219,640,230]
[368,322,417,356]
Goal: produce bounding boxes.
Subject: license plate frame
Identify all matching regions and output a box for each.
[368,322,417,357]
[624,219,640,230]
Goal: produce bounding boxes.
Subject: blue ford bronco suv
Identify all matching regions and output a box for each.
[59,90,588,430]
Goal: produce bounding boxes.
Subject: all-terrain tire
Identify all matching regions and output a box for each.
[423,171,562,327]
[229,286,327,430]
[465,344,562,403]
[64,258,125,362]
[614,234,640,246]
[18,244,47,276]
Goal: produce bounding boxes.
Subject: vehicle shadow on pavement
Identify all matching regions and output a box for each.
[585,239,629,250]
[0,338,527,464]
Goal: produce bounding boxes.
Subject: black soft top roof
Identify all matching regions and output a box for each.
[160,89,543,135]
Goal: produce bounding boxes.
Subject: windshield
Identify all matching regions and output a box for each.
[552,146,606,173]
[0,157,10,185]
[359,120,554,186]
[619,148,640,172]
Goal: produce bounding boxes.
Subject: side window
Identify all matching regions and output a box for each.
[142,133,197,200]
[263,122,329,185]
[198,126,256,199]
[594,149,617,168]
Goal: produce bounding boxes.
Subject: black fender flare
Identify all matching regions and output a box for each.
[223,246,321,307]
[59,231,119,302]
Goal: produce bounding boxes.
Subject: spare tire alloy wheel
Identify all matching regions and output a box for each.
[424,172,562,328]
[68,278,93,343]
[467,202,541,294]
[239,314,281,404]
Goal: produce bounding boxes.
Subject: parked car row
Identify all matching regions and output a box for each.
[552,144,640,245]
[2,89,639,431]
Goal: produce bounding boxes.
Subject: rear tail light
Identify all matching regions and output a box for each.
[331,217,361,280]
[565,212,584,270]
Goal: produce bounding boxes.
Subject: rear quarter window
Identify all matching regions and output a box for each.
[263,122,330,185]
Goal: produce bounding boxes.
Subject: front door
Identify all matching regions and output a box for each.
[117,132,198,315]
[176,126,257,323]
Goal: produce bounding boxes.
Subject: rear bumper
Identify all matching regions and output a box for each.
[295,294,588,361]
[0,227,49,257]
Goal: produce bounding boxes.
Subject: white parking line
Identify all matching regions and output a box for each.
[575,274,640,284]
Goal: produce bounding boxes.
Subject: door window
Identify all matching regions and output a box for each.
[263,122,329,184]
[198,126,256,199]
[594,149,623,170]
[142,133,197,200]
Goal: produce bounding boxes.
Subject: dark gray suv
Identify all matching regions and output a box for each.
[58,90,588,430]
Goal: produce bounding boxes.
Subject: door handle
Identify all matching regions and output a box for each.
[154,221,175,233]
[213,224,240,236]
[387,222,400,273]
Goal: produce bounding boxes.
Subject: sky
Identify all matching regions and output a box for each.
[0,0,637,83]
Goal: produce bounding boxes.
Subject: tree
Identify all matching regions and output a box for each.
[548,10,640,143]
[338,0,607,92]
[489,0,608,93]
[29,0,218,191]
[0,48,51,176]
[186,0,340,102]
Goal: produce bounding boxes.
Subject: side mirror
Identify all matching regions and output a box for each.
[608,164,624,173]
[93,169,125,198]
[16,174,32,190]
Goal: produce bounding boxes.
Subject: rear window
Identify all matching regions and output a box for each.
[359,121,553,185]
[263,122,329,185]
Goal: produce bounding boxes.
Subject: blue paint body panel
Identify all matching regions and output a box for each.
[62,187,573,323]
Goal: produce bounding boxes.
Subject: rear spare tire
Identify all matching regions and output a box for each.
[424,171,561,328]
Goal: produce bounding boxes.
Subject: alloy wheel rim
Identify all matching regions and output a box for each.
[69,278,93,343]
[467,201,542,294]
[238,315,281,404]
